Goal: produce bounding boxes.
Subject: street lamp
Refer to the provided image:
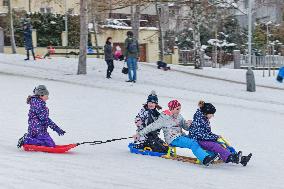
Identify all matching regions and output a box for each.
[246,0,256,92]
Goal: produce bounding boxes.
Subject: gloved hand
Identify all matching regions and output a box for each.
[57,129,66,136]
[133,133,140,141]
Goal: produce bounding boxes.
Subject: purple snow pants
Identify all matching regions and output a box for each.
[198,140,231,162]
[24,133,56,147]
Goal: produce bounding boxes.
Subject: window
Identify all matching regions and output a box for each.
[40,7,52,13]
[46,7,51,13]
[169,9,175,17]
[3,0,8,6]
[244,0,249,9]
[68,8,74,15]
[40,8,45,13]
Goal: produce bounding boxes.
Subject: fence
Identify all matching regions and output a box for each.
[240,55,284,68]
[179,50,234,67]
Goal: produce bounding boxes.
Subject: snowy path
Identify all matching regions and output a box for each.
[0,54,284,189]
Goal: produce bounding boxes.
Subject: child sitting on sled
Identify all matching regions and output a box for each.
[17,85,66,148]
[188,101,252,166]
[133,91,168,153]
[133,100,218,166]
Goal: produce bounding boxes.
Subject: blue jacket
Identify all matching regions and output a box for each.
[188,109,219,141]
[278,67,284,78]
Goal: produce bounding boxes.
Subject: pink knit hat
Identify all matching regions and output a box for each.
[168,100,181,110]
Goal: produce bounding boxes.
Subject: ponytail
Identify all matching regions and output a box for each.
[26,95,32,104]
[198,100,205,108]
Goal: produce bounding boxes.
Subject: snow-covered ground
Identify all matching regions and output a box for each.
[0,54,284,189]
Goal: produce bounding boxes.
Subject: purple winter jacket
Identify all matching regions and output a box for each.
[24,96,64,147]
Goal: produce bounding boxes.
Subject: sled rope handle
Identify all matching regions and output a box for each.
[77,136,133,146]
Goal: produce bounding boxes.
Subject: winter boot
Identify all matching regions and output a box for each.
[226,151,242,164]
[25,50,30,61]
[17,133,27,148]
[240,153,252,166]
[236,151,242,164]
[32,50,36,60]
[203,154,219,166]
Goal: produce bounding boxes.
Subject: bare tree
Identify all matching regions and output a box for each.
[155,0,165,61]
[77,0,88,75]
[8,0,16,54]
[131,2,141,40]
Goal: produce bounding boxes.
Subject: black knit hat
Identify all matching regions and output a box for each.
[199,101,216,115]
[147,90,158,104]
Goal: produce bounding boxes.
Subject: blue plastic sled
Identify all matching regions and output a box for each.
[128,143,166,157]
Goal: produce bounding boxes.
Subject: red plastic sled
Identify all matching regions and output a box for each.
[23,144,78,153]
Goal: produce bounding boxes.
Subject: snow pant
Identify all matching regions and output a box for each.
[105,59,114,78]
[26,49,35,60]
[199,140,231,162]
[24,133,56,147]
[170,136,209,162]
[143,133,168,153]
[133,132,168,153]
[127,57,137,81]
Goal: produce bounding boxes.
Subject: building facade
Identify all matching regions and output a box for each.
[0,0,80,15]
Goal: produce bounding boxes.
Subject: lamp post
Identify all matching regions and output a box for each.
[246,0,256,92]
[64,0,68,47]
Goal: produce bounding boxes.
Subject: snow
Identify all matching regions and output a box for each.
[208,39,236,47]
[100,25,158,31]
[201,45,208,50]
[102,19,157,30]
[0,54,284,189]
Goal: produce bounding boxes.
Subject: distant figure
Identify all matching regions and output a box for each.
[114,45,124,61]
[157,61,171,71]
[23,23,35,61]
[124,31,139,83]
[276,66,284,83]
[44,43,55,59]
[104,37,114,79]
[87,46,95,54]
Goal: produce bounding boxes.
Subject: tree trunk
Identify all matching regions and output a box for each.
[155,0,164,61]
[8,0,16,54]
[93,18,100,58]
[29,0,31,13]
[193,24,202,69]
[131,2,140,41]
[192,6,202,69]
[77,0,88,75]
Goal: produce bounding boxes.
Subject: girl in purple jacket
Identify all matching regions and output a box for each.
[17,85,65,148]
[188,101,252,166]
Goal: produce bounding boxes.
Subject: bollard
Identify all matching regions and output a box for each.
[0,27,4,53]
[246,68,256,92]
[233,50,241,69]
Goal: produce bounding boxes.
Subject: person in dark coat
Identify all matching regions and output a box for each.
[124,31,139,83]
[104,37,114,79]
[23,23,35,61]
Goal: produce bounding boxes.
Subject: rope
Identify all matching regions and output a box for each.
[77,136,133,146]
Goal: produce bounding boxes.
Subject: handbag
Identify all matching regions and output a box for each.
[122,62,128,74]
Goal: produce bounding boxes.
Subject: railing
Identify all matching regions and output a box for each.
[240,55,284,68]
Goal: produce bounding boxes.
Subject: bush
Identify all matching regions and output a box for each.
[0,11,80,47]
